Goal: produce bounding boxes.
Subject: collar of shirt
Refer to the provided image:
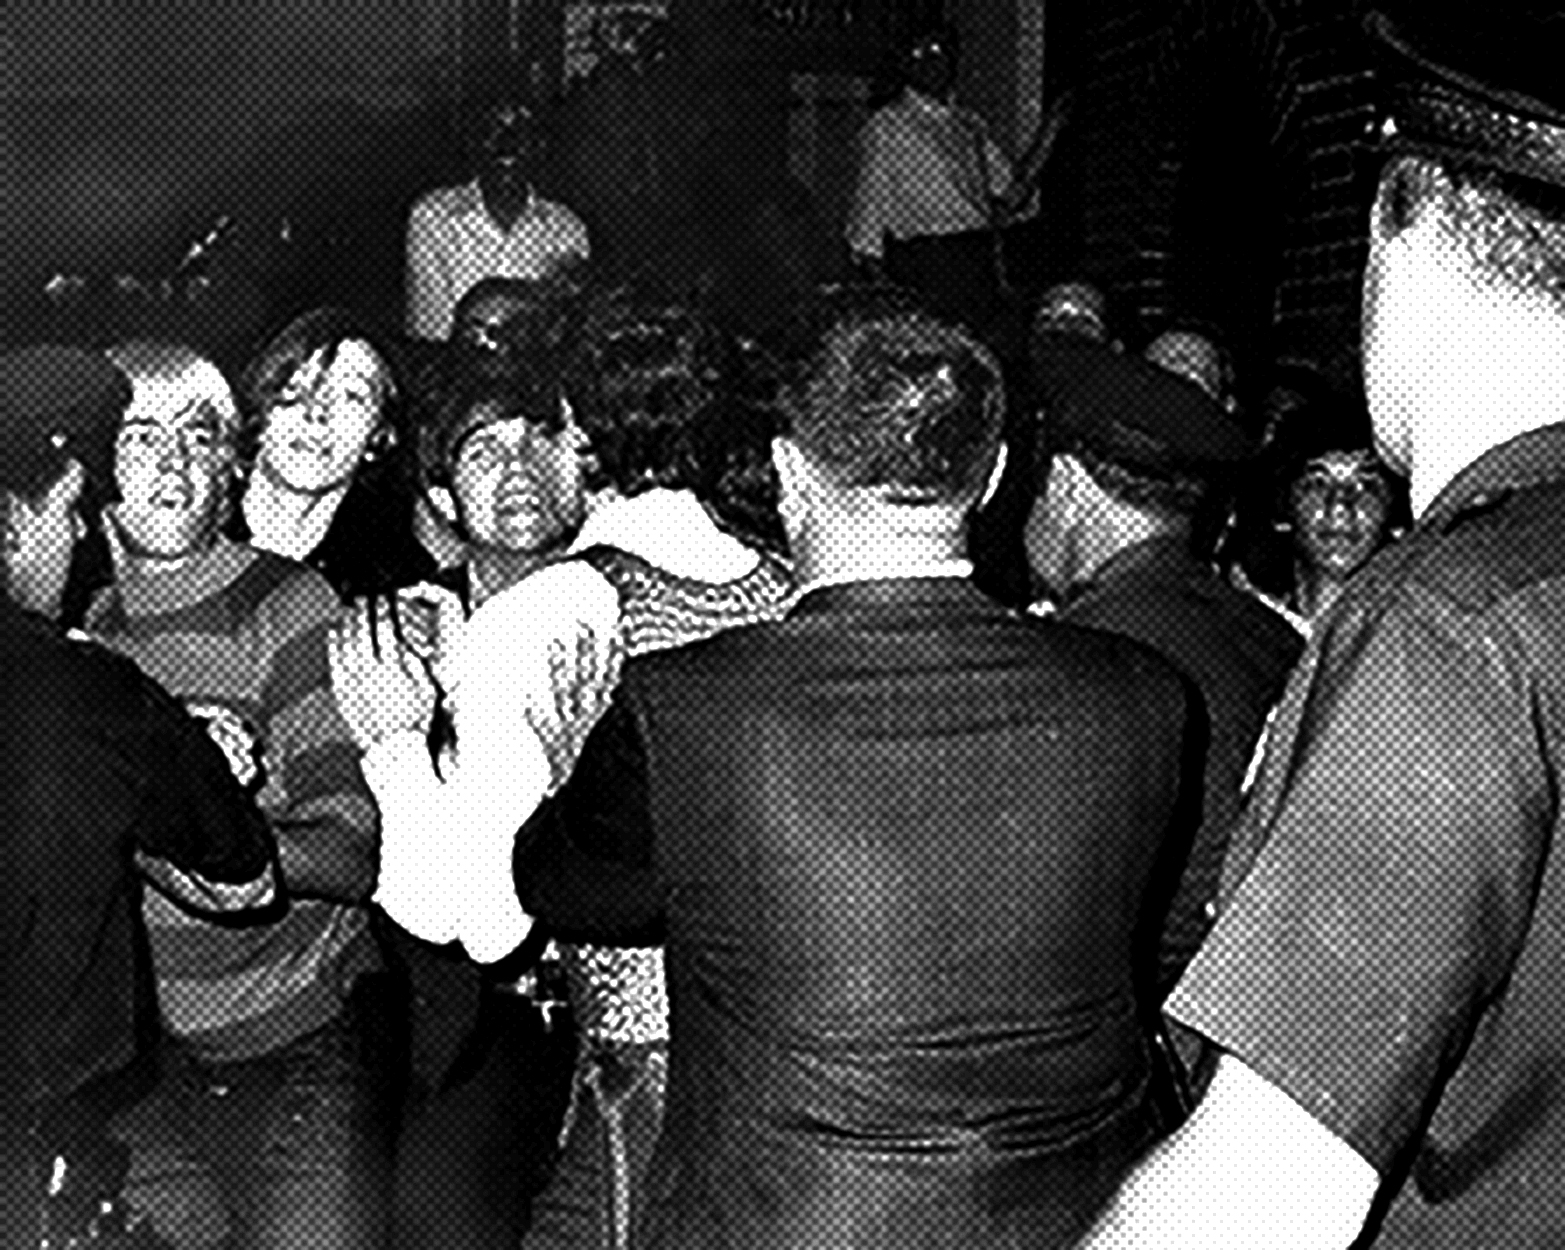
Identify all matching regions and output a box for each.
[111,539,260,620]
[789,558,973,606]
[568,487,760,584]
[458,179,544,232]
[1423,420,1565,531]
[906,88,955,118]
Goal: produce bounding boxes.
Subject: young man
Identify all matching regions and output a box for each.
[513,301,1206,1248]
[2,347,279,1248]
[406,93,591,341]
[89,341,387,1249]
[1084,8,1565,1247]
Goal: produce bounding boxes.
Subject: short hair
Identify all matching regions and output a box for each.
[451,272,585,361]
[564,298,731,498]
[1143,322,1236,407]
[1379,154,1565,305]
[236,307,402,467]
[780,301,1004,504]
[103,341,239,444]
[418,354,568,490]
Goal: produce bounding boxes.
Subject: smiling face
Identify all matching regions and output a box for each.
[1290,450,1392,583]
[450,408,587,556]
[258,340,386,496]
[113,380,233,561]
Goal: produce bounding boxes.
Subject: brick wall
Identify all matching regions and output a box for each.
[1073,0,1378,397]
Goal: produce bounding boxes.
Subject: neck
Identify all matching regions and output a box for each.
[243,468,349,561]
[792,510,969,588]
[1078,506,1183,586]
[467,546,557,607]
[481,182,534,233]
[1293,561,1345,622]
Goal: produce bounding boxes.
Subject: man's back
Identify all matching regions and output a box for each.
[620,578,1197,1248]
[1061,536,1302,991]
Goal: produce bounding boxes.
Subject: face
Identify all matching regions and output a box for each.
[475,103,542,201]
[1290,450,1392,582]
[6,460,86,617]
[259,340,385,495]
[113,380,232,560]
[906,33,957,99]
[450,409,587,555]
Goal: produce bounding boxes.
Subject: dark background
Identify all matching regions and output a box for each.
[5,1,1379,395]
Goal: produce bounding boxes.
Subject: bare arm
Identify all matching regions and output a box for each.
[1081,1055,1379,1250]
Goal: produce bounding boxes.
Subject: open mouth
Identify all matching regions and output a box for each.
[151,479,195,510]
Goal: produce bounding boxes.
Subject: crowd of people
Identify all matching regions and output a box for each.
[5,6,1564,1249]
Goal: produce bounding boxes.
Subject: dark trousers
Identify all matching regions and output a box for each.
[885,229,1003,333]
[111,1002,395,1250]
[392,991,576,1250]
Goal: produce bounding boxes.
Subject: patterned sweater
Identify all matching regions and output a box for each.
[88,540,379,1061]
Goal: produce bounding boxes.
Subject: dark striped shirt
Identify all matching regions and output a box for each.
[89,540,378,1061]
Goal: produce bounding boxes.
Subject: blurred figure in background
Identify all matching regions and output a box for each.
[406,93,590,342]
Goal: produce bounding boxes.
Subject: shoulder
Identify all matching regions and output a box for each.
[1409,478,1565,617]
[409,183,470,225]
[233,549,342,638]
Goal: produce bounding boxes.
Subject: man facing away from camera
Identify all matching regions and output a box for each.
[1084,7,1565,1248]
[514,299,1207,1248]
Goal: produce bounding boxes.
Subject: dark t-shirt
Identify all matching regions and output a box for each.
[1168,424,1565,1248]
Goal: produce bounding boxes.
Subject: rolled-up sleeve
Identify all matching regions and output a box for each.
[1166,593,1550,1174]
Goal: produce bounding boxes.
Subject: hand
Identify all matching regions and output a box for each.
[524,620,624,794]
[329,601,439,751]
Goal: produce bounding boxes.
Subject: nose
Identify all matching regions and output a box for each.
[156,433,190,471]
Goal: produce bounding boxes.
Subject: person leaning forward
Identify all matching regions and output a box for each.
[1083,6,1565,1247]
[1,348,281,1249]
[514,299,1207,1248]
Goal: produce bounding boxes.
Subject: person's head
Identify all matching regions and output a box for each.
[1360,10,1565,496]
[1025,340,1253,600]
[1033,281,1109,344]
[564,299,730,498]
[1272,396,1403,587]
[774,297,1005,564]
[901,22,960,101]
[466,91,545,211]
[238,308,401,497]
[104,342,240,564]
[1143,323,1237,412]
[1,348,131,616]
[420,357,587,559]
[450,272,584,367]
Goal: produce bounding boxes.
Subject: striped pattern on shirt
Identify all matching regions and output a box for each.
[88,540,378,1061]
